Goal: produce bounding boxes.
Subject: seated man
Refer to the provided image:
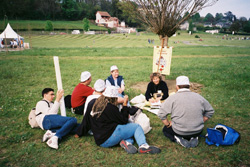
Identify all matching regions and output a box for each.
[71,71,94,115]
[158,76,215,148]
[35,88,78,149]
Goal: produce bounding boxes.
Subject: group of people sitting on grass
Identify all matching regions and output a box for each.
[34,65,214,153]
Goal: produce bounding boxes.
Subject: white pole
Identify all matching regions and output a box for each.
[53,56,66,116]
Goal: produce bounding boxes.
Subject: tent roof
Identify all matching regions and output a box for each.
[0,23,23,39]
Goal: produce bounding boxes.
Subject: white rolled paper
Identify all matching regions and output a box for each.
[53,56,66,116]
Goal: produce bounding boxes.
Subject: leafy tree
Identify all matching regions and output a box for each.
[189,20,194,32]
[204,13,214,23]
[243,21,250,33]
[230,21,240,32]
[45,20,53,31]
[108,29,111,34]
[122,0,218,46]
[83,18,90,32]
[62,0,81,20]
[224,11,235,22]
[215,13,223,22]
[192,13,201,22]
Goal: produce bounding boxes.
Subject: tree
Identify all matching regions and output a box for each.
[192,13,201,22]
[215,13,223,22]
[204,13,214,23]
[45,20,53,31]
[83,18,90,32]
[62,0,81,20]
[224,11,235,22]
[122,0,218,46]
[243,21,250,33]
[230,21,240,32]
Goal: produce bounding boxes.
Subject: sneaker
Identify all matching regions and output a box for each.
[120,140,137,154]
[42,130,56,142]
[189,137,199,148]
[46,136,58,149]
[174,135,190,148]
[138,144,161,154]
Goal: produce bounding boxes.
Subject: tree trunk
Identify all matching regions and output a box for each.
[159,35,169,47]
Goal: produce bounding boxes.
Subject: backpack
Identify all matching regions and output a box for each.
[129,107,152,134]
[205,124,240,146]
[28,100,50,128]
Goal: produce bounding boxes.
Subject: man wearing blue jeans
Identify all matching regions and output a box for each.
[35,88,78,149]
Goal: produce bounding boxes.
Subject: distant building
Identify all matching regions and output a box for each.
[205,30,219,34]
[204,23,213,27]
[95,11,119,28]
[179,21,189,30]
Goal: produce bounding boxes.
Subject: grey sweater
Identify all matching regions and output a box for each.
[158,89,214,135]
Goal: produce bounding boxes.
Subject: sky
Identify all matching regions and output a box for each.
[199,0,250,19]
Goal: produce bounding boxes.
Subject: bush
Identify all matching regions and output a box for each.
[45,20,53,31]
[195,35,200,38]
[108,29,111,34]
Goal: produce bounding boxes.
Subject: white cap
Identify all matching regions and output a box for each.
[94,79,105,92]
[176,76,190,86]
[80,71,91,82]
[103,86,118,97]
[110,65,118,72]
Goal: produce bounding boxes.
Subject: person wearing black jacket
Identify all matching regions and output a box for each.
[145,72,169,103]
[89,86,161,154]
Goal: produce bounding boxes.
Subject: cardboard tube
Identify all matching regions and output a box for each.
[53,56,66,116]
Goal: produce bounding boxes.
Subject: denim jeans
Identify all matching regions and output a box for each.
[42,115,77,139]
[100,123,147,148]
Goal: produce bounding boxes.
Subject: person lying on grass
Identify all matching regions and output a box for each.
[88,86,161,154]
[158,76,215,148]
[35,88,78,149]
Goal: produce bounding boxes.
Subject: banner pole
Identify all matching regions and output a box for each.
[157,38,165,72]
[53,56,66,116]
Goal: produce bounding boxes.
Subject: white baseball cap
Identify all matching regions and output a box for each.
[103,86,118,97]
[176,76,190,86]
[110,65,118,72]
[94,79,105,92]
[80,71,91,82]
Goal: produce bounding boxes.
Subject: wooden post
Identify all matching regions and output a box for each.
[157,38,165,72]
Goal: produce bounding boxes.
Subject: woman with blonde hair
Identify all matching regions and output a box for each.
[145,72,169,103]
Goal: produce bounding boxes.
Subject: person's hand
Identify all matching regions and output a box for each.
[55,89,64,102]
[123,95,128,106]
[149,98,156,103]
[118,88,123,94]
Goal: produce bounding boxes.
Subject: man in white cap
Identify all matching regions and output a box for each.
[158,76,215,148]
[71,71,94,115]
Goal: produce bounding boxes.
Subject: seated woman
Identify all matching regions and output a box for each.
[145,72,169,103]
[89,86,161,154]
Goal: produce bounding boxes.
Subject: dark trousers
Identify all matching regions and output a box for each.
[73,104,85,115]
[163,126,202,142]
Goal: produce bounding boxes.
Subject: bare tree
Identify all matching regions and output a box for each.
[122,0,218,46]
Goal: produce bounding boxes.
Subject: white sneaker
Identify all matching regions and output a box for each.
[42,130,56,142]
[46,136,58,149]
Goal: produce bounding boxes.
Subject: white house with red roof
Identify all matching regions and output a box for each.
[95,11,119,28]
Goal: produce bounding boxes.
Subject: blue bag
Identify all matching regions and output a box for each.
[205,124,240,146]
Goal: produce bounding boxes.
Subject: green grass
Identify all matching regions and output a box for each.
[0,32,250,166]
[0,20,108,31]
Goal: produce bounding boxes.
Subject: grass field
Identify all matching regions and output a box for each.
[0,31,250,166]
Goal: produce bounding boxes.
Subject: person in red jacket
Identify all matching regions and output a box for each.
[71,71,94,115]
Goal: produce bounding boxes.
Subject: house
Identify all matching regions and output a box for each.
[179,21,189,30]
[95,11,119,28]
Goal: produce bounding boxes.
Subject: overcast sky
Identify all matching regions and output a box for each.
[199,0,250,19]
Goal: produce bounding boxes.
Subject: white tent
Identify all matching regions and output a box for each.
[0,23,23,39]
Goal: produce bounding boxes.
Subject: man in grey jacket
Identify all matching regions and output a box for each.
[158,76,214,148]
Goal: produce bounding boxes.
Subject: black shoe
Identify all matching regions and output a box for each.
[120,140,137,154]
[189,137,199,148]
[138,144,161,154]
[174,135,190,148]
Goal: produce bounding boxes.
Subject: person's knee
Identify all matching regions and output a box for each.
[69,117,77,124]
